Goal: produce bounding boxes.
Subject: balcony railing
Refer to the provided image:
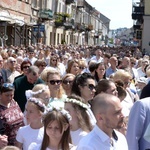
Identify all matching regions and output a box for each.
[55,21,64,27]
[133,25,141,30]
[54,13,71,28]
[132,6,144,20]
[76,23,86,32]
[66,0,75,5]
[39,9,53,20]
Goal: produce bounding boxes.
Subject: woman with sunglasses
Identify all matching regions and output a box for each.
[0,83,24,147]
[49,54,66,76]
[14,60,32,80]
[71,73,96,126]
[62,74,75,96]
[40,67,66,108]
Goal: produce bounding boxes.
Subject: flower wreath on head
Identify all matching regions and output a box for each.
[45,106,72,121]
[25,85,49,99]
[65,98,90,110]
[28,97,47,112]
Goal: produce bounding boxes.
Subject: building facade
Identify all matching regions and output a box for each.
[0,0,110,47]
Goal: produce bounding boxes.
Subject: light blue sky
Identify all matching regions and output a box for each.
[86,0,134,29]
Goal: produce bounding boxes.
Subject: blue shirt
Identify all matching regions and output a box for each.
[106,67,118,78]
[126,97,150,150]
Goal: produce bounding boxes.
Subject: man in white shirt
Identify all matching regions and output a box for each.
[77,93,128,150]
[90,49,103,63]
[24,47,37,65]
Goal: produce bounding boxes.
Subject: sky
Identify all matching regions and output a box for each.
[86,0,134,30]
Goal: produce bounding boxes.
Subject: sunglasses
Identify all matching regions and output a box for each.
[23,66,30,69]
[131,62,136,65]
[9,60,16,63]
[79,67,86,70]
[52,59,57,62]
[84,84,96,91]
[2,83,14,88]
[40,65,46,67]
[49,80,62,85]
[62,80,73,85]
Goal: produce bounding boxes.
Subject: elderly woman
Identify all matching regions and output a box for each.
[40,67,66,108]
[14,60,32,80]
[0,83,24,146]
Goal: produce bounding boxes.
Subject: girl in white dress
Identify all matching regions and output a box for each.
[64,95,93,146]
[30,106,75,150]
[16,97,46,150]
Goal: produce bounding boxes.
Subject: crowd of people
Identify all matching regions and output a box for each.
[0,43,150,150]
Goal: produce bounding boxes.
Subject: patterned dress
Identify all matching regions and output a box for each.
[0,99,24,145]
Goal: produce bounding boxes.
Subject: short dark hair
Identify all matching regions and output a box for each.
[21,60,32,71]
[96,79,114,95]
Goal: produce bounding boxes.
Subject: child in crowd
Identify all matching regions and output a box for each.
[26,84,51,105]
[29,106,75,150]
[24,84,50,125]
[64,95,93,146]
[16,97,46,150]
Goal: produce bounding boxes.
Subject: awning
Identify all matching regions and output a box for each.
[0,10,12,22]
[0,10,25,26]
[10,15,25,26]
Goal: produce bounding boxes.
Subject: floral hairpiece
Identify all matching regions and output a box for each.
[28,97,46,111]
[46,106,72,121]
[65,98,89,110]
[25,86,49,99]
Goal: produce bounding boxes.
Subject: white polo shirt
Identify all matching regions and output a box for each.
[77,125,128,150]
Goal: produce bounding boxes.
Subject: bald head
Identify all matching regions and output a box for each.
[91,93,121,115]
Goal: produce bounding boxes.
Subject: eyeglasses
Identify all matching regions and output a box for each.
[29,52,34,54]
[62,80,73,85]
[52,59,57,62]
[79,67,86,70]
[2,83,14,88]
[49,80,62,85]
[23,66,30,69]
[131,62,136,65]
[84,84,96,91]
[40,65,46,67]
[9,60,16,63]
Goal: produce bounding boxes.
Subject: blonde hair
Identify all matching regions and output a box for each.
[40,67,64,99]
[40,67,60,82]
[113,69,132,82]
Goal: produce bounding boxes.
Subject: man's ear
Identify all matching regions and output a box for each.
[96,113,104,122]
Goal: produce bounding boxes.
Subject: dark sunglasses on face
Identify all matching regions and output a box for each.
[10,60,16,63]
[52,59,57,62]
[49,80,62,85]
[79,67,86,70]
[23,66,30,69]
[62,80,73,85]
[85,84,96,91]
[40,64,46,67]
